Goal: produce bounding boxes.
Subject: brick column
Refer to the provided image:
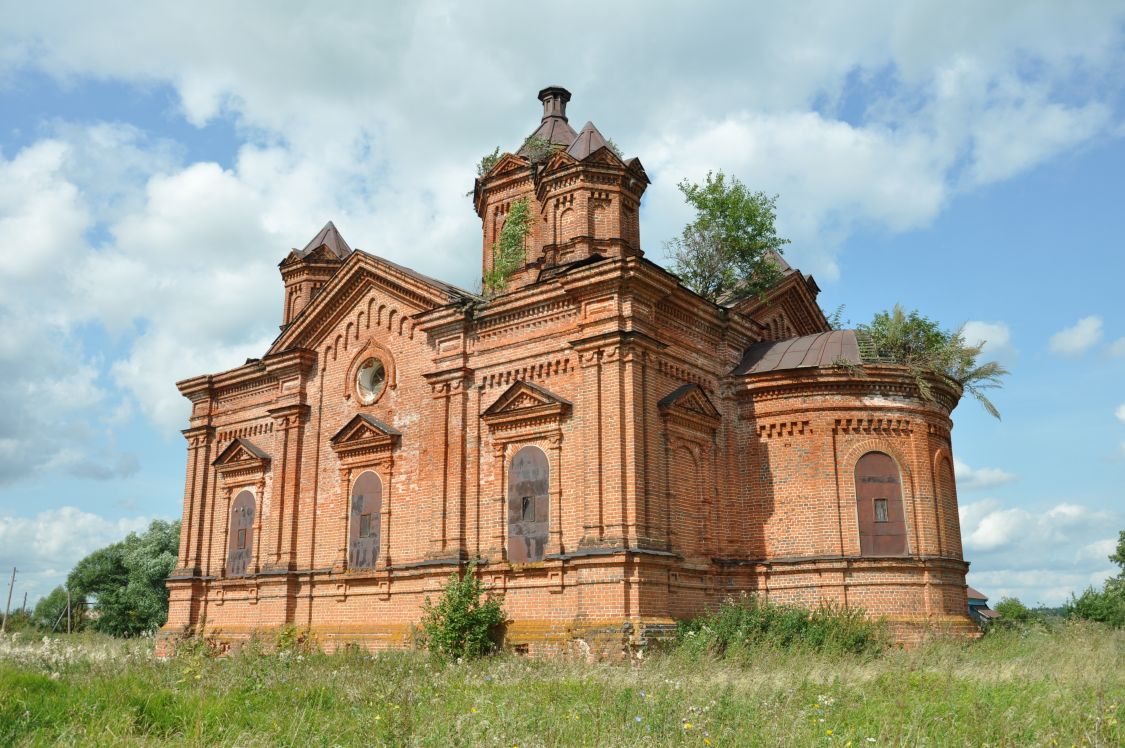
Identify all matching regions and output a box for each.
[425,368,472,559]
[174,426,214,576]
[266,404,309,571]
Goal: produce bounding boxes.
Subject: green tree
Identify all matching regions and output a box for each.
[665,170,789,303]
[419,562,505,659]
[860,304,1008,419]
[31,585,81,631]
[1064,529,1125,627]
[67,519,180,637]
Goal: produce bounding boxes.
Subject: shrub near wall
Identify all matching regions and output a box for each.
[675,594,886,657]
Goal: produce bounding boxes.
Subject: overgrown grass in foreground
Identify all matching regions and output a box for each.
[1,623,1122,747]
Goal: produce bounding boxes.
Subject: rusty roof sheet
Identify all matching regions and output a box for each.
[566,121,609,160]
[966,586,988,601]
[733,330,863,376]
[297,221,352,260]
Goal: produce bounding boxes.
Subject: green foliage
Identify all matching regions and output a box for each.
[674,594,885,657]
[67,520,180,637]
[521,135,559,163]
[476,146,502,177]
[483,198,532,296]
[0,625,1122,745]
[274,625,321,655]
[860,304,1009,419]
[665,170,789,303]
[31,586,80,632]
[994,597,1037,625]
[1,608,35,633]
[605,138,623,158]
[1064,529,1125,627]
[419,562,505,659]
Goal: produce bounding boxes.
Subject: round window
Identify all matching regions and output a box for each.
[355,357,386,403]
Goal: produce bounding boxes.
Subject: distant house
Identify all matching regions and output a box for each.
[967,586,998,625]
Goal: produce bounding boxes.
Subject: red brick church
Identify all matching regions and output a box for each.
[159,87,976,655]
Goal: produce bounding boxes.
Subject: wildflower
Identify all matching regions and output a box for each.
[470,707,478,714]
[704,739,712,746]
[683,722,693,730]
[635,716,642,723]
[866,740,876,744]
[826,729,833,736]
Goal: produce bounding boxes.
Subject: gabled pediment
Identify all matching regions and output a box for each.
[485,153,530,178]
[482,380,571,428]
[212,438,270,470]
[581,145,626,167]
[268,251,477,356]
[541,149,578,173]
[331,414,401,446]
[658,383,721,427]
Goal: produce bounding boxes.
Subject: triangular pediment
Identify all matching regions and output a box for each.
[542,149,578,172]
[658,383,721,422]
[268,251,478,355]
[582,145,626,167]
[330,414,402,446]
[482,380,572,419]
[485,153,530,178]
[212,438,270,468]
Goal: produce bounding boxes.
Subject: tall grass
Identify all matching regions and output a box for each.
[1,622,1121,746]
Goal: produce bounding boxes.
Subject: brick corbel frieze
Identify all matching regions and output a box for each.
[423,366,475,560]
[170,425,215,579]
[261,403,310,573]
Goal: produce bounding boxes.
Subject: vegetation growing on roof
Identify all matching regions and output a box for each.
[483,198,532,297]
[521,135,561,163]
[605,137,623,158]
[859,304,1008,419]
[665,170,789,304]
[475,146,502,177]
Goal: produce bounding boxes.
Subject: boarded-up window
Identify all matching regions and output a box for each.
[227,490,255,577]
[508,446,549,563]
[855,452,908,556]
[350,471,382,570]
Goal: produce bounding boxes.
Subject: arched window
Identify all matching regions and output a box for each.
[350,471,382,570]
[227,490,255,577]
[507,445,549,563]
[855,452,908,556]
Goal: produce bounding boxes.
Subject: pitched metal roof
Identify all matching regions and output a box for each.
[566,121,610,160]
[966,586,988,601]
[297,221,352,260]
[733,330,864,375]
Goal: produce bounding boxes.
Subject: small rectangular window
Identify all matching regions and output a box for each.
[237,529,247,549]
[360,513,373,538]
[874,498,889,523]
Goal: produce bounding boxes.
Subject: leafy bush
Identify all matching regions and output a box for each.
[674,594,885,657]
[860,304,1008,419]
[419,562,505,659]
[483,198,532,296]
[31,586,82,632]
[1064,530,1125,627]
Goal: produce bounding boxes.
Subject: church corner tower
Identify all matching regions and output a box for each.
[279,221,353,327]
[473,86,650,293]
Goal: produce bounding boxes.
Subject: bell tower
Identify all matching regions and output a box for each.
[472,86,650,293]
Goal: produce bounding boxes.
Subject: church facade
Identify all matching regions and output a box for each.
[159,87,976,656]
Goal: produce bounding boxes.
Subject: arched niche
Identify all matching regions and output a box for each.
[855,451,909,556]
[507,445,549,563]
[227,490,256,577]
[349,470,382,570]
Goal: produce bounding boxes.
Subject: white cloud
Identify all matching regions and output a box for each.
[1049,315,1103,356]
[0,507,154,604]
[1108,337,1125,357]
[961,321,1015,364]
[1115,404,1125,426]
[0,2,1120,457]
[961,498,1120,605]
[953,457,1016,491]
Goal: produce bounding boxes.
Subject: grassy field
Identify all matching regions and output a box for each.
[1,623,1121,747]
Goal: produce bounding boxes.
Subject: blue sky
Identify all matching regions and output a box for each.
[1,1,1123,608]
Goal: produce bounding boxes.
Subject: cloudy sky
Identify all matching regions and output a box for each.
[1,1,1123,609]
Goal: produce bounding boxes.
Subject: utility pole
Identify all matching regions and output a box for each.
[1,567,15,634]
[66,587,72,634]
[21,592,27,612]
